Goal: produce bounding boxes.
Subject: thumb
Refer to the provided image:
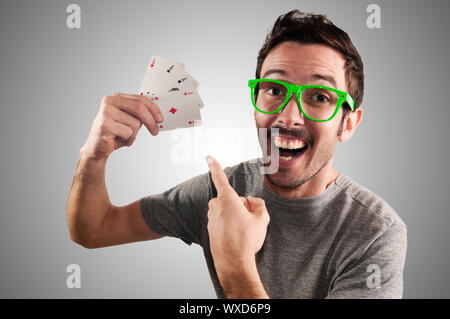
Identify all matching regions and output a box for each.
[246,196,266,214]
[240,196,250,210]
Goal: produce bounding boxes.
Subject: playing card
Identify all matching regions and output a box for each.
[139,55,198,97]
[156,93,202,131]
[160,109,202,131]
[170,71,200,96]
[139,55,203,132]
[164,87,204,109]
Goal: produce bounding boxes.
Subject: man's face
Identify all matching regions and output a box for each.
[255,41,348,189]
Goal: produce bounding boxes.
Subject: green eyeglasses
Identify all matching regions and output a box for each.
[248,78,355,122]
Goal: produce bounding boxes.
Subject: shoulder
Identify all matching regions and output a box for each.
[329,175,407,286]
[334,174,407,231]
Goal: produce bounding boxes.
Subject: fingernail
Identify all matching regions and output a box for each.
[205,155,214,165]
[156,114,163,123]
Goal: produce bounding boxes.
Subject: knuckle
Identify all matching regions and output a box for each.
[149,102,161,114]
[137,94,147,103]
[98,119,110,133]
[135,102,147,117]
[132,121,141,132]
[129,117,141,130]
[125,126,133,139]
[100,134,110,143]
[102,95,113,105]
[126,129,138,143]
[100,103,111,117]
[209,198,220,210]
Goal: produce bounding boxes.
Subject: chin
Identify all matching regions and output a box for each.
[266,168,310,189]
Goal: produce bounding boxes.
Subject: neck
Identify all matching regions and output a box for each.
[263,161,340,199]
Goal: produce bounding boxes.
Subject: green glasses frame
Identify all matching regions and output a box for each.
[248,78,355,122]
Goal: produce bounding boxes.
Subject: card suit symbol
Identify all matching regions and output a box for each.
[160,125,163,128]
[150,58,155,68]
[188,121,192,125]
[169,107,177,114]
[155,97,158,100]
[167,65,174,73]
[140,92,143,95]
[184,91,194,96]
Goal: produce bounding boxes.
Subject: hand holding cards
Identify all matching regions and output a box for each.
[81,92,164,160]
[139,56,204,132]
[80,56,200,161]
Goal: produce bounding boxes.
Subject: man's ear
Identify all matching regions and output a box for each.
[338,107,363,143]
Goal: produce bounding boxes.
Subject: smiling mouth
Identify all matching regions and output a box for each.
[272,135,308,161]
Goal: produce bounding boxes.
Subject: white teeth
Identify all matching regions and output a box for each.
[274,136,282,148]
[273,136,306,149]
[297,140,304,149]
[280,156,293,161]
[288,141,295,149]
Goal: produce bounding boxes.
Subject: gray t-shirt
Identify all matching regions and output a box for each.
[140,158,407,299]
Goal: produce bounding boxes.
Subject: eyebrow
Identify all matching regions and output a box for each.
[261,69,337,88]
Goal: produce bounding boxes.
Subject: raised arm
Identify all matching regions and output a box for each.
[66,93,165,248]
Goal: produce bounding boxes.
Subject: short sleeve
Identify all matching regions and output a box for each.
[326,222,407,299]
[139,171,214,247]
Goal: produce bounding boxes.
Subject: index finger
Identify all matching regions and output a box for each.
[119,93,164,123]
[206,155,236,197]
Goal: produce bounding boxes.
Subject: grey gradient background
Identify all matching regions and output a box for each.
[0,0,449,298]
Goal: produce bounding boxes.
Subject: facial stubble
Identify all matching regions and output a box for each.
[259,117,344,190]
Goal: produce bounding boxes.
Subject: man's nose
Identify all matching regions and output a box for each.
[275,93,305,127]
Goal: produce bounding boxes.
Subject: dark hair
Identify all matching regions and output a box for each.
[256,10,365,121]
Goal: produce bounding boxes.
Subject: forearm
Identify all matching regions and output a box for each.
[66,147,112,247]
[218,257,270,299]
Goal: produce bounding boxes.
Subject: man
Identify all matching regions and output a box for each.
[67,10,407,298]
